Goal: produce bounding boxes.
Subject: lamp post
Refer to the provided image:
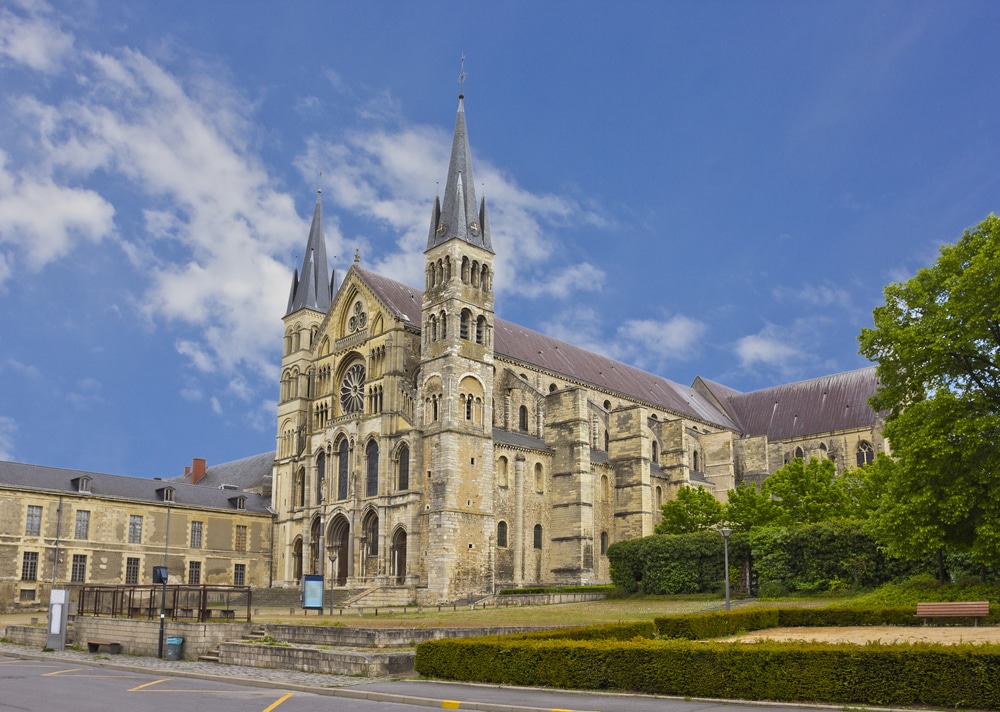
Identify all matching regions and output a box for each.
[719,528,733,611]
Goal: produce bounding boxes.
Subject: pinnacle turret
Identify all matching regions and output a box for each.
[426,96,493,253]
[286,191,333,316]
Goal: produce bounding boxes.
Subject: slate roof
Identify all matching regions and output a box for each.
[493,428,553,453]
[171,451,275,492]
[0,460,271,514]
[704,367,882,441]
[355,268,741,428]
[286,192,333,316]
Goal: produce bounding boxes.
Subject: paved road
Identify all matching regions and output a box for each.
[0,642,853,712]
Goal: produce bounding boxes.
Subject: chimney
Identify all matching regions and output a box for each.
[192,458,207,485]
[184,466,191,476]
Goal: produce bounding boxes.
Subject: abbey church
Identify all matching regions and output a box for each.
[271,94,887,605]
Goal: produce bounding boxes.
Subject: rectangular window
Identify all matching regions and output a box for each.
[71,554,87,583]
[19,589,35,602]
[235,525,247,552]
[25,505,42,536]
[74,510,90,540]
[128,515,142,544]
[21,551,38,581]
[190,521,203,549]
[188,561,201,585]
[125,556,140,585]
[233,563,246,587]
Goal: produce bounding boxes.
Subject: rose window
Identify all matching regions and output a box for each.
[348,301,368,332]
[340,363,366,414]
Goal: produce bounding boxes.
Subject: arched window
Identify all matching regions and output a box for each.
[465,395,473,421]
[476,316,485,344]
[337,439,349,500]
[364,512,379,556]
[601,474,610,503]
[655,485,663,509]
[519,405,528,431]
[481,265,490,292]
[794,446,804,460]
[316,452,326,504]
[439,310,447,338]
[366,440,379,497]
[857,441,875,466]
[460,310,471,340]
[497,521,508,548]
[600,531,608,556]
[430,315,437,341]
[534,463,544,493]
[604,430,609,452]
[497,456,509,487]
[603,400,612,410]
[461,256,470,283]
[549,383,557,393]
[651,441,659,463]
[692,450,700,471]
[396,444,409,491]
[533,524,542,550]
[295,468,305,507]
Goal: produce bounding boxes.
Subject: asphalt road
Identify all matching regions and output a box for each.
[0,652,841,712]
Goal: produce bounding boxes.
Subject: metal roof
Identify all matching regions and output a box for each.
[720,367,882,440]
[0,460,271,514]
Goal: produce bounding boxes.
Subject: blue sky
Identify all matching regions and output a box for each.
[1,0,998,478]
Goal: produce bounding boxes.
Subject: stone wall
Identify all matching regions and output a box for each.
[71,618,251,659]
[220,641,412,676]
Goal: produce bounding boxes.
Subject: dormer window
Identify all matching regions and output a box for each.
[73,476,92,494]
[230,496,247,510]
[158,487,175,503]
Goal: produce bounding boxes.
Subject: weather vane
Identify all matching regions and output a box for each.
[458,54,467,95]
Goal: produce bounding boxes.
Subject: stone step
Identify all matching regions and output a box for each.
[197,648,220,663]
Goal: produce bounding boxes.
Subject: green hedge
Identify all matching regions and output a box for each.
[415,636,1000,707]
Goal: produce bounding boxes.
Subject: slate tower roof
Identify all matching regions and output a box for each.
[286,191,333,315]
[426,95,493,253]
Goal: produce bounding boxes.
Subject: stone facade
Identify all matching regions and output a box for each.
[0,461,272,611]
[271,95,888,604]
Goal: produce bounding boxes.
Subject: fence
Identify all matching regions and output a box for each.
[77,584,252,622]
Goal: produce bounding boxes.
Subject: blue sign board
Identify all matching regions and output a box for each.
[302,575,324,610]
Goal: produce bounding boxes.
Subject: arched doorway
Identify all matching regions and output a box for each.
[292,537,303,581]
[309,517,321,575]
[391,528,407,583]
[327,515,350,586]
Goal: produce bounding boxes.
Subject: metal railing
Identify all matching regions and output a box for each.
[77,584,252,622]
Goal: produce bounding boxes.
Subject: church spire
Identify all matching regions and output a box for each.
[286,191,333,316]
[426,94,493,254]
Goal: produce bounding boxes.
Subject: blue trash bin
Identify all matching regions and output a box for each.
[165,636,183,661]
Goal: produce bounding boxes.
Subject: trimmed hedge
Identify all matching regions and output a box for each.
[415,636,1000,708]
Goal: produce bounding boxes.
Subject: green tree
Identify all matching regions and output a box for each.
[725,457,848,531]
[724,480,778,532]
[655,485,725,534]
[859,214,1000,578]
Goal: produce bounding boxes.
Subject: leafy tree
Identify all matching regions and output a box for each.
[726,457,848,531]
[655,485,725,534]
[859,214,1000,577]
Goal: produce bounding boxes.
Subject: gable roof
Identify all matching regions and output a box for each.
[0,460,271,514]
[354,268,739,427]
[712,367,882,441]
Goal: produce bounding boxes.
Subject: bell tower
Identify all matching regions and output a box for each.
[419,90,497,601]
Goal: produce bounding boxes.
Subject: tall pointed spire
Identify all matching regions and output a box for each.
[426,94,493,253]
[286,191,333,316]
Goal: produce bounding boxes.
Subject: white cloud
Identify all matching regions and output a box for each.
[0,3,73,74]
[0,415,15,460]
[299,124,606,299]
[0,149,116,277]
[735,323,809,375]
[772,282,852,308]
[541,308,706,372]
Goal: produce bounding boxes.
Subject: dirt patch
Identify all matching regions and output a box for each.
[726,625,1000,645]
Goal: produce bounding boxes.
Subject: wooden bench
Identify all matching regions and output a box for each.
[87,640,122,654]
[915,601,990,626]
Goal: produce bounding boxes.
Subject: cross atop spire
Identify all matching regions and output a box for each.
[458,54,467,97]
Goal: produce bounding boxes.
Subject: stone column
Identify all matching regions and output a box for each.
[514,453,526,585]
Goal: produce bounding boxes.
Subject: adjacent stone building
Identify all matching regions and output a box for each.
[0,457,272,611]
[271,93,887,604]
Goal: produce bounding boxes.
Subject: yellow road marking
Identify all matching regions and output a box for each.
[42,668,86,676]
[129,678,169,691]
[442,702,462,709]
[262,692,294,711]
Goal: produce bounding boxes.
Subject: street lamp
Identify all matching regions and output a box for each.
[719,528,733,611]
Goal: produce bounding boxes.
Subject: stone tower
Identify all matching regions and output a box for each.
[419,93,497,601]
